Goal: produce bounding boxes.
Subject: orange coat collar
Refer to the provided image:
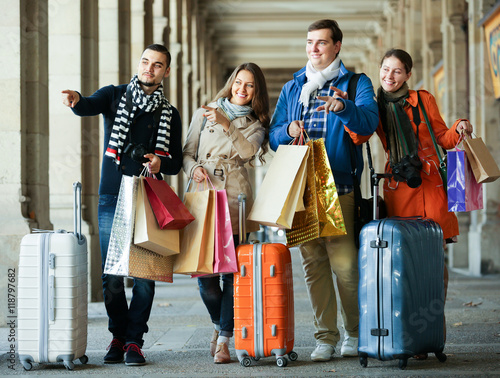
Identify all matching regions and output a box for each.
[405,90,419,108]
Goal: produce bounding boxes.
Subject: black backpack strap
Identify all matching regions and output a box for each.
[345,73,374,192]
[347,73,361,101]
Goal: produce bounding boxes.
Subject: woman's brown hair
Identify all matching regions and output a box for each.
[213,62,270,164]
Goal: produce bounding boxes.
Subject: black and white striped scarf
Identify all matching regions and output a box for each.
[105,74,172,165]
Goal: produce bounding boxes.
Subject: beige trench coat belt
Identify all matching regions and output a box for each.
[198,157,244,180]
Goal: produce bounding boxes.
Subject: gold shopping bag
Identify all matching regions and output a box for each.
[286,139,346,247]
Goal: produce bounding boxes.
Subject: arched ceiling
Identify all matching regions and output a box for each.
[198,0,389,70]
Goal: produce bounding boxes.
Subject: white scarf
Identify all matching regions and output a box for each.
[299,56,341,107]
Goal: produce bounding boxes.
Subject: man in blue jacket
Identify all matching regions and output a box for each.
[269,19,378,361]
[61,44,183,366]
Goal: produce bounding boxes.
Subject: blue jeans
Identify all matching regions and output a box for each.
[98,194,155,347]
[197,235,240,337]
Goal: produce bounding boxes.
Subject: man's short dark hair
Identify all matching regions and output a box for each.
[144,44,171,67]
[308,19,343,44]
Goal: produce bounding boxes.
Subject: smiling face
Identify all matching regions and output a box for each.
[137,48,171,94]
[306,28,341,71]
[230,69,255,106]
[379,56,412,93]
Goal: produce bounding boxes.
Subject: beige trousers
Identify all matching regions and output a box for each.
[299,192,359,346]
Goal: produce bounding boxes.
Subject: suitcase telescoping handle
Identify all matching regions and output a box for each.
[371,173,392,220]
[238,193,246,245]
[73,182,83,242]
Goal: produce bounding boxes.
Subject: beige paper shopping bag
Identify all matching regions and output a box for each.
[247,144,309,229]
[463,137,500,183]
[134,177,180,257]
[174,189,215,274]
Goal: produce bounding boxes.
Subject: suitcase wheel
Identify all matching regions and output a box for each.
[359,355,368,368]
[435,352,447,363]
[276,357,288,367]
[398,358,408,370]
[64,361,75,371]
[240,357,252,367]
[21,361,33,371]
[288,351,298,361]
[79,355,89,364]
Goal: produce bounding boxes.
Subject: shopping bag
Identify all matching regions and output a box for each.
[463,137,500,183]
[213,189,237,274]
[247,144,309,228]
[192,189,238,278]
[286,139,346,247]
[134,177,180,256]
[143,176,195,229]
[103,175,174,282]
[174,188,215,274]
[447,148,483,212]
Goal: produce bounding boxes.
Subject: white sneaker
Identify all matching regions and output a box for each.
[340,336,358,357]
[311,343,335,362]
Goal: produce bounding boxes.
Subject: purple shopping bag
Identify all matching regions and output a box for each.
[447,148,483,212]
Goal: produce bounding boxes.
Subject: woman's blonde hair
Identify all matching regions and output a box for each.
[213,63,270,164]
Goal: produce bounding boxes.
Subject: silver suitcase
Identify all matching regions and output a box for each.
[18,182,88,371]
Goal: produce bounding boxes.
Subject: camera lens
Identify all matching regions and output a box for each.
[406,175,422,188]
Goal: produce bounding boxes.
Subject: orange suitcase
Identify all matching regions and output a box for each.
[233,194,297,367]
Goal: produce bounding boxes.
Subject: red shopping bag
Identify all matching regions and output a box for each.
[143,176,195,229]
[213,189,237,274]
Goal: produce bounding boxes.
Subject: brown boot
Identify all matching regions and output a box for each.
[210,329,219,357]
[214,342,230,364]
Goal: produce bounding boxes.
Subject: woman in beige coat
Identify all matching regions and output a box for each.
[182,62,270,364]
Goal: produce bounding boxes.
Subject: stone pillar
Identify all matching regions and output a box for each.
[167,0,182,192]
[49,0,101,300]
[441,0,471,273]
[462,0,500,275]
[442,0,469,122]
[153,0,168,43]
[119,0,131,83]
[384,0,403,49]
[0,0,50,326]
[422,0,444,90]
[130,0,145,73]
[190,2,201,111]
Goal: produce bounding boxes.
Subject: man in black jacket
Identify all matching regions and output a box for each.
[62,44,182,366]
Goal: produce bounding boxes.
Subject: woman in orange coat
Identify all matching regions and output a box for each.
[375,48,473,359]
[376,49,472,241]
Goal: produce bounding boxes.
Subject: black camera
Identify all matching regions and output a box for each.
[123,143,149,163]
[391,154,423,188]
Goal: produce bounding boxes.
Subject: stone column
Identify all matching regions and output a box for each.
[130,1,145,72]
[0,0,50,326]
[167,0,182,191]
[422,0,444,90]
[441,0,472,273]
[49,0,101,300]
[153,0,168,43]
[190,3,201,111]
[463,0,500,275]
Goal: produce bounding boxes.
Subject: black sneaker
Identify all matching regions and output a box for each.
[125,343,146,366]
[104,338,125,363]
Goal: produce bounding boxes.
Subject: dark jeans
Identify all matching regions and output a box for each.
[197,234,240,337]
[98,194,155,347]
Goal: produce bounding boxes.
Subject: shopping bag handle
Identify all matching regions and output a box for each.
[140,165,157,179]
[185,174,215,193]
[291,128,310,146]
